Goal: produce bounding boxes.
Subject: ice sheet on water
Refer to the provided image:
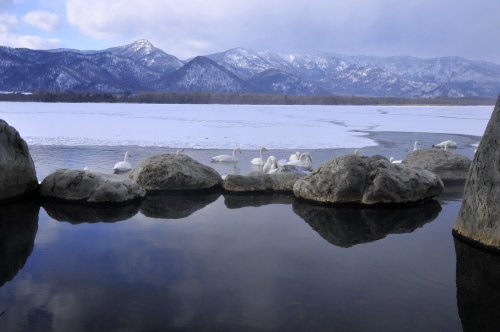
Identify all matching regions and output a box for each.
[0,102,492,149]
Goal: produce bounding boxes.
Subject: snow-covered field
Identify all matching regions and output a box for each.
[0,102,492,149]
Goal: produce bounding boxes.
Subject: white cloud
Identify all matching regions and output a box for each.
[0,34,64,49]
[65,0,500,63]
[23,10,61,32]
[0,13,18,33]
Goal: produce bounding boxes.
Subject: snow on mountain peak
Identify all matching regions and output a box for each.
[131,39,154,53]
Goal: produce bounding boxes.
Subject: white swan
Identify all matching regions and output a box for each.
[413,141,421,151]
[287,152,313,170]
[390,157,401,163]
[114,151,132,171]
[434,139,457,149]
[354,149,359,156]
[176,149,185,155]
[250,147,268,165]
[263,156,278,174]
[211,147,242,162]
[289,151,300,161]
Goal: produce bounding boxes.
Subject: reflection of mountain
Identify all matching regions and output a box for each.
[0,200,39,287]
[455,238,500,331]
[293,200,442,248]
[42,201,141,224]
[223,193,295,209]
[140,192,220,219]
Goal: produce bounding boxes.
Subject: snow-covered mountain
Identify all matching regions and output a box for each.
[1,40,499,98]
[155,56,256,93]
[0,46,164,93]
[104,39,184,75]
[207,49,500,98]
[246,69,328,95]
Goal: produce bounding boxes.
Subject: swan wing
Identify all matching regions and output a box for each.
[212,154,237,162]
[114,161,132,170]
[250,157,264,165]
[286,160,301,166]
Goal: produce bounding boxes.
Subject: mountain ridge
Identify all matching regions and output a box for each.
[0,39,499,98]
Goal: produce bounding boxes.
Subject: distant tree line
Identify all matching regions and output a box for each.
[0,90,495,106]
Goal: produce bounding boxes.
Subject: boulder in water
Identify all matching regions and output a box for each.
[402,148,471,181]
[128,154,222,192]
[40,169,145,203]
[454,96,500,250]
[293,155,443,205]
[223,171,304,193]
[0,119,38,202]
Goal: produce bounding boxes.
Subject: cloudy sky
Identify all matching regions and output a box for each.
[1,0,499,63]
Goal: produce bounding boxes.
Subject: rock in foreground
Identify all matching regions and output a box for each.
[40,169,145,203]
[128,154,222,192]
[223,171,304,193]
[402,148,471,181]
[293,155,443,205]
[454,96,500,250]
[0,119,38,202]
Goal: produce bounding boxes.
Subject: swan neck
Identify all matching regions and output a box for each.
[232,148,237,158]
[124,152,129,162]
[260,148,264,161]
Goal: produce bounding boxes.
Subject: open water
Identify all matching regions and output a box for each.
[0,133,493,331]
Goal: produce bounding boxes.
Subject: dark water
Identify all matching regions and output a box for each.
[0,133,493,331]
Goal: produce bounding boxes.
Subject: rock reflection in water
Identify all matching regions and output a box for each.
[0,199,39,287]
[140,192,220,219]
[42,201,141,224]
[293,199,442,248]
[223,193,295,209]
[454,238,500,331]
[438,180,466,202]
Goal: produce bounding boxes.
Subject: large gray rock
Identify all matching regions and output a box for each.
[402,148,471,181]
[454,96,500,250]
[0,119,38,201]
[293,155,443,205]
[40,169,145,203]
[128,154,222,192]
[223,171,304,193]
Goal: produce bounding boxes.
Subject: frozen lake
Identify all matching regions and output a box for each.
[0,102,492,149]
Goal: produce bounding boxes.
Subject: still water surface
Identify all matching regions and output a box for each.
[0,137,494,331]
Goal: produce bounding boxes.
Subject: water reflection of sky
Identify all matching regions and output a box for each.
[0,188,464,331]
